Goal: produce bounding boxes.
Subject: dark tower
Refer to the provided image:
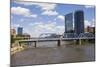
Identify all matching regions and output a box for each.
[17,27,23,35]
[74,10,84,35]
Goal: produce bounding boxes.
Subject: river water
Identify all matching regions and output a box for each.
[11,41,95,66]
[27,40,76,47]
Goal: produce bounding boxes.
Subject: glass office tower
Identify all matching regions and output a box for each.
[64,13,74,38]
[17,27,23,35]
[65,13,74,33]
[74,10,84,35]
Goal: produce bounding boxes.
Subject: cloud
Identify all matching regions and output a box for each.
[20,19,24,22]
[85,19,95,28]
[91,19,95,27]
[84,5,95,8]
[55,26,64,34]
[14,1,58,16]
[85,20,91,28]
[29,21,56,31]
[11,24,21,29]
[31,2,58,16]
[11,6,37,18]
[28,21,64,37]
[42,10,58,16]
[57,15,64,20]
[35,3,56,11]
[14,1,57,11]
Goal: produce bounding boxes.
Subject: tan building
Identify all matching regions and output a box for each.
[11,29,16,35]
[11,28,17,38]
[85,26,95,34]
[16,33,31,40]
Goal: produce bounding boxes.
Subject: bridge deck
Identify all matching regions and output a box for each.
[19,37,95,42]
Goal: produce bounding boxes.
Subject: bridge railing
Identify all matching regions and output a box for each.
[18,32,95,42]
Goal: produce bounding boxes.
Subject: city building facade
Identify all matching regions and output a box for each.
[86,26,95,34]
[17,27,23,35]
[64,10,84,38]
[74,10,84,35]
[65,13,74,33]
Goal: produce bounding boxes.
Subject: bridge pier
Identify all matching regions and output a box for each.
[79,39,82,45]
[34,41,37,48]
[58,40,61,47]
[18,42,21,46]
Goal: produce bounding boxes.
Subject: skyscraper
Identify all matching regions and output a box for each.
[64,10,84,38]
[65,13,74,33]
[74,10,84,35]
[17,27,23,35]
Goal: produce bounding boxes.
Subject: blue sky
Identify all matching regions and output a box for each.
[11,1,95,37]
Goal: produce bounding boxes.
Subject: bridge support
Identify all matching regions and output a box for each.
[18,42,21,46]
[58,40,61,47]
[79,39,82,45]
[34,41,37,47]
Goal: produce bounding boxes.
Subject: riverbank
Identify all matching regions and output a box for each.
[11,44,28,55]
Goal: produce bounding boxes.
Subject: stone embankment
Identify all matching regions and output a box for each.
[11,45,27,55]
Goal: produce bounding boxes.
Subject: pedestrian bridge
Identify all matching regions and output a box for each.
[19,37,95,42]
[18,32,95,47]
[18,37,95,47]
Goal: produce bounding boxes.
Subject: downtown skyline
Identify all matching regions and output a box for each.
[11,1,95,37]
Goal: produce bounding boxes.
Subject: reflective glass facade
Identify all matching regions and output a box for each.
[17,27,23,35]
[74,11,84,35]
[65,13,74,33]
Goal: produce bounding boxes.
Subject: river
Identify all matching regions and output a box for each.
[11,41,95,66]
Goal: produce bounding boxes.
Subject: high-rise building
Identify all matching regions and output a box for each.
[86,26,95,34]
[74,10,84,35]
[65,13,74,33]
[17,27,23,35]
[64,10,84,38]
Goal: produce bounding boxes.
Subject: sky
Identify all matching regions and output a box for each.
[11,1,95,37]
